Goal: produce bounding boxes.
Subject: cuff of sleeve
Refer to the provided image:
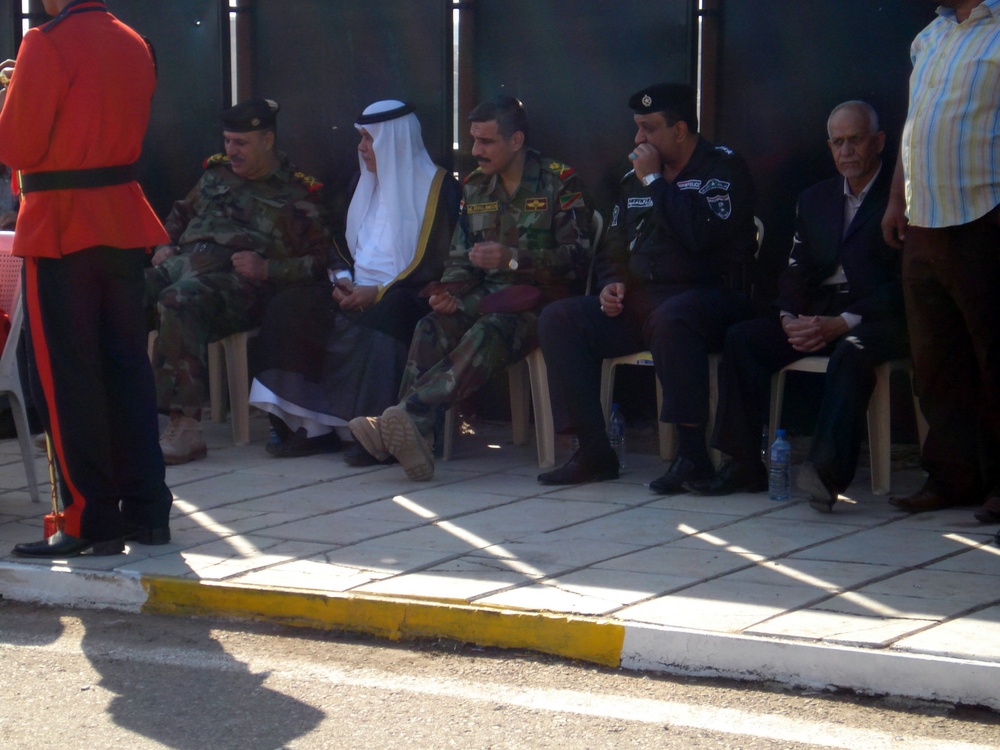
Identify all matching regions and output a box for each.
[840,312,862,330]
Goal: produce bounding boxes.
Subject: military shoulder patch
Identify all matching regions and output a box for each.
[293,171,323,192]
[544,161,576,181]
[203,153,230,169]
[559,192,585,211]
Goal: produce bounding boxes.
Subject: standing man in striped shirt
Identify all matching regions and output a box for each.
[881,0,1000,523]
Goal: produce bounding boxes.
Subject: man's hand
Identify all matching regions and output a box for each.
[599,282,626,318]
[469,241,513,271]
[782,314,847,353]
[0,58,14,88]
[629,143,662,183]
[232,250,268,280]
[150,244,176,266]
[881,197,908,249]
[429,292,460,315]
[336,284,378,311]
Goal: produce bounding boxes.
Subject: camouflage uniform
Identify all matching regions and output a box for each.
[146,151,334,413]
[398,149,591,435]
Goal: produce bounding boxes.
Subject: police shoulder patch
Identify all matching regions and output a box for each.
[203,153,230,169]
[293,171,323,192]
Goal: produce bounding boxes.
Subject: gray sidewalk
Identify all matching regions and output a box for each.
[1,416,998,710]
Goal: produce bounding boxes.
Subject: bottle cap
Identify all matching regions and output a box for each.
[776,428,786,437]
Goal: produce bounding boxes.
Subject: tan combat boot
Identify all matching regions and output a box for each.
[159,412,207,465]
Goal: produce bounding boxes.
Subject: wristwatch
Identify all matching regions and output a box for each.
[508,248,519,271]
[642,173,662,187]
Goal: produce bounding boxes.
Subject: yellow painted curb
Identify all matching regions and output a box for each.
[143,576,625,667]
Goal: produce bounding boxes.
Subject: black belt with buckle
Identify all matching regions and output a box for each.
[18,163,137,194]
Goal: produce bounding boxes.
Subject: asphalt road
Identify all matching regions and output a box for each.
[0,600,997,749]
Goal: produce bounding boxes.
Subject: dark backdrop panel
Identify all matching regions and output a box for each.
[472,0,694,213]
[251,0,452,227]
[0,0,17,61]
[108,0,227,219]
[714,1,931,306]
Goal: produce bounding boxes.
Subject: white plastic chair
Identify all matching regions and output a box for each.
[0,231,40,502]
[597,216,764,463]
[441,211,603,468]
[768,357,929,495]
[147,327,258,445]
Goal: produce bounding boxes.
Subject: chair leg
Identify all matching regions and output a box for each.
[653,378,677,461]
[707,353,722,468]
[768,371,786,450]
[442,407,455,461]
[867,363,892,495]
[222,334,251,445]
[208,341,226,424]
[599,360,617,430]
[526,350,555,468]
[10,390,39,503]
[508,358,529,447]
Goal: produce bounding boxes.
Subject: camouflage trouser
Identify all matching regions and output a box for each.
[145,253,271,414]
[397,309,538,436]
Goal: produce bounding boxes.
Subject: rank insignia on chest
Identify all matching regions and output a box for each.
[525,197,549,212]
[466,201,499,214]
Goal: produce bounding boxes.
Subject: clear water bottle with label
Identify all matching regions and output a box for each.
[768,428,791,502]
[609,403,626,469]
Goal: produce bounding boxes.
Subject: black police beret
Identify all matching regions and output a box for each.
[220,99,280,132]
[628,83,698,132]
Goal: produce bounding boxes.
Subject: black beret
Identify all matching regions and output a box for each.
[220,99,280,132]
[628,83,698,132]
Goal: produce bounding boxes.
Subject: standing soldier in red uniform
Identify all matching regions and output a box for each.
[0,0,173,557]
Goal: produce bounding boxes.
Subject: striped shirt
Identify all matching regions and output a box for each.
[902,0,1000,227]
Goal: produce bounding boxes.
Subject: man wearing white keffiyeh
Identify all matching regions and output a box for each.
[250,100,460,461]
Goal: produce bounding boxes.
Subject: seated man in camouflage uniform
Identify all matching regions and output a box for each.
[147,99,335,464]
[349,95,592,481]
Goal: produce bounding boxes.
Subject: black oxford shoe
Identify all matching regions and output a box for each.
[125,525,172,545]
[538,449,619,485]
[13,530,125,558]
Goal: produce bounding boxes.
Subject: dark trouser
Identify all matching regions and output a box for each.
[25,247,172,541]
[904,216,1000,499]
[539,284,749,453]
[710,315,908,491]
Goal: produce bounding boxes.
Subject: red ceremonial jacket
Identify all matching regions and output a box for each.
[0,0,167,258]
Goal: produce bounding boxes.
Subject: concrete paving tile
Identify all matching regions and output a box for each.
[230,559,390,592]
[557,507,739,546]
[645,491,783,517]
[236,452,362,480]
[166,507,316,538]
[593,544,764,581]
[475,580,633,616]
[539,480,664,506]
[667,516,852,558]
[925,541,1000,573]
[616,579,826,633]
[546,567,700,607]
[893,604,1000,662]
[443,497,614,541]
[748,608,936,647]
[169,471,321,509]
[439,471,558,498]
[790,524,975,566]
[388,487,524,519]
[763,496,896,526]
[320,540,461,573]
[255,508,420,545]
[355,568,530,602]
[722,558,894,592]
[811,569,1000,620]
[123,537,334,580]
[468,535,644,573]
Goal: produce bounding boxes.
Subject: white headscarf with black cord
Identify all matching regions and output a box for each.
[345,100,437,287]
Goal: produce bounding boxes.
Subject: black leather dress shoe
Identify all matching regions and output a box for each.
[125,525,172,545]
[266,428,342,458]
[684,459,768,496]
[649,457,713,495]
[343,441,397,467]
[973,495,1000,524]
[13,530,125,558]
[797,461,838,513]
[889,486,978,513]
[538,449,619,485]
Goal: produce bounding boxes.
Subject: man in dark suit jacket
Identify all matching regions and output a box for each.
[686,101,909,511]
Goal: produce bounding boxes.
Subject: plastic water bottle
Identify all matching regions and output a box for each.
[768,429,791,502]
[609,403,626,469]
